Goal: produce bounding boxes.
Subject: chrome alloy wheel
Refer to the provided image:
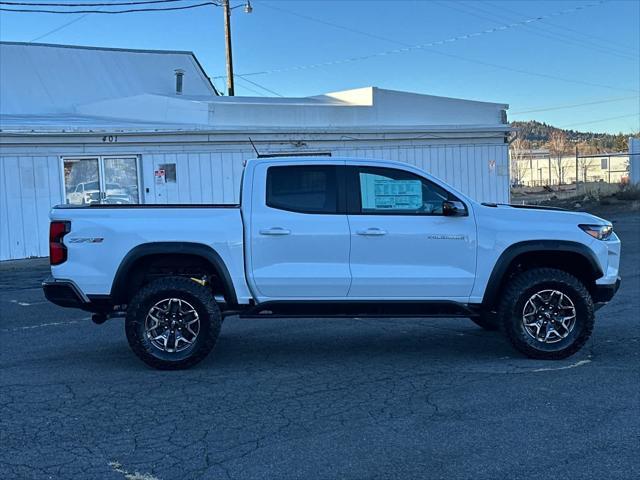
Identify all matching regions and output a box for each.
[145,298,200,353]
[522,289,577,344]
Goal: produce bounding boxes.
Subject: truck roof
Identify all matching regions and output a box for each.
[244,155,412,168]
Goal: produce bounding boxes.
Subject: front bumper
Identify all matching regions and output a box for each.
[593,276,621,306]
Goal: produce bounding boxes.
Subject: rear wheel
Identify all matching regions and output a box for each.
[125,276,221,370]
[497,268,594,359]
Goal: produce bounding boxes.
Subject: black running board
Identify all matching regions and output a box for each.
[232,300,480,319]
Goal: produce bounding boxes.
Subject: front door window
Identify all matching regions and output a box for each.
[353,167,456,215]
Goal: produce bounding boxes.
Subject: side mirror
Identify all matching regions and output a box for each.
[442,200,467,217]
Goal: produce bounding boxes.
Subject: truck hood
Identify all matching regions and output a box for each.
[479,203,611,226]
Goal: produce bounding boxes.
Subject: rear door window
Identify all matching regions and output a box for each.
[266,165,339,214]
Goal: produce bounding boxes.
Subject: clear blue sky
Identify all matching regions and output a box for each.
[1,0,639,134]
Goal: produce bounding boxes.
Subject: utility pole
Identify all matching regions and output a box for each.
[222,0,235,96]
[575,145,579,193]
[220,1,252,96]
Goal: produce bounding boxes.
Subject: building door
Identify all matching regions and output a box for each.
[345,164,477,299]
[62,156,141,205]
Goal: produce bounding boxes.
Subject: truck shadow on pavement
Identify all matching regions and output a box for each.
[47,316,592,374]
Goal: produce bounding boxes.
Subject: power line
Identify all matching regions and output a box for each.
[235,75,282,97]
[226,39,638,95]
[8,2,215,43]
[511,96,640,115]
[262,0,610,55]
[0,1,190,5]
[8,0,637,100]
[234,81,265,96]
[485,0,640,55]
[475,1,638,60]
[420,48,639,94]
[260,2,397,46]
[560,113,640,129]
[226,1,637,93]
[29,11,92,41]
[0,1,216,13]
[438,0,638,61]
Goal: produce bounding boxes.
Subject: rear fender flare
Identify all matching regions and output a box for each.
[110,242,237,306]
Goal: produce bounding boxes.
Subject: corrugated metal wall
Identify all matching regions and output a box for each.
[631,137,640,185]
[145,143,509,205]
[0,141,508,261]
[0,155,63,261]
[144,151,249,204]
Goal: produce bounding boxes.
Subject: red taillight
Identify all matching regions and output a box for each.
[49,221,70,265]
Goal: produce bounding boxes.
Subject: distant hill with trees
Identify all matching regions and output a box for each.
[510,120,636,152]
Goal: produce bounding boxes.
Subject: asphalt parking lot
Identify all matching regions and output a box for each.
[1,212,638,480]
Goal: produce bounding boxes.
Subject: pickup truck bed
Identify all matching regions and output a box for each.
[48,203,252,305]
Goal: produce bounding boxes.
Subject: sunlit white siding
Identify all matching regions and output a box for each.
[631,137,640,185]
[0,155,64,260]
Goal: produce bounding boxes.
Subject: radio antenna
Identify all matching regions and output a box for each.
[248,137,261,158]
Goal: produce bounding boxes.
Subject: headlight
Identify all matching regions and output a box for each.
[579,224,613,240]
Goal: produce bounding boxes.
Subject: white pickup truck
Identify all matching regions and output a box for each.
[43,156,621,369]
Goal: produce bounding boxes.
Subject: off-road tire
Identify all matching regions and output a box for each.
[497,268,594,360]
[126,276,222,370]
[470,312,499,331]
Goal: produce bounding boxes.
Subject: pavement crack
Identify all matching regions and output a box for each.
[108,460,161,480]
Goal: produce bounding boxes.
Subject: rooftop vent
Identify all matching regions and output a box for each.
[174,69,185,95]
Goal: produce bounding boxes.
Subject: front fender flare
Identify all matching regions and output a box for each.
[481,240,602,309]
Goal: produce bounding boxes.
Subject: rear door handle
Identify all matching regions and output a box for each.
[356,228,387,236]
[259,227,291,236]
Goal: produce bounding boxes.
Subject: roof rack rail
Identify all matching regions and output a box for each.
[256,152,332,158]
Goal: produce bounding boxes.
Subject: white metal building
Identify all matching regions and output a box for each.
[0,41,511,261]
[631,137,640,185]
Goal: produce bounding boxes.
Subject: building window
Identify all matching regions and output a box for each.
[62,156,141,205]
[159,163,177,182]
[266,165,338,214]
[601,158,608,170]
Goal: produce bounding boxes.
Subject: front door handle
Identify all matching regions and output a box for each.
[259,227,291,236]
[356,228,387,236]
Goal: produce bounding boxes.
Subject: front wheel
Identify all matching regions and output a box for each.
[470,311,499,331]
[125,277,222,370]
[497,268,594,360]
